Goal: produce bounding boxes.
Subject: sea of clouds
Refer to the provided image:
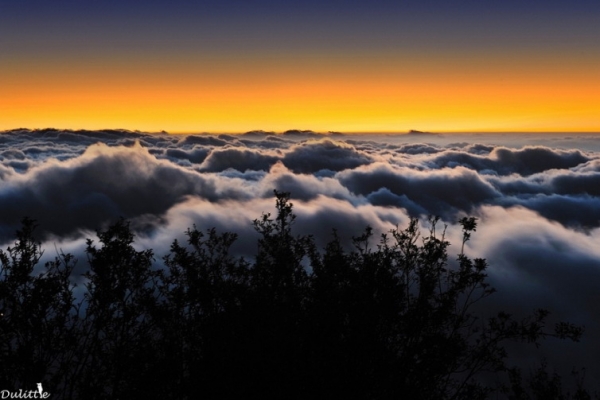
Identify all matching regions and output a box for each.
[2,128,600,384]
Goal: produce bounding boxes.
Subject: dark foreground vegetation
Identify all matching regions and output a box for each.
[0,192,594,399]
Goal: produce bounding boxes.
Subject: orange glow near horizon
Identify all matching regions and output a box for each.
[2,50,599,133]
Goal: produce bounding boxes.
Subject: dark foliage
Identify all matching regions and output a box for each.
[0,192,593,399]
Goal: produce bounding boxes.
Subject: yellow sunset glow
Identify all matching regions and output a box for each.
[2,51,598,133]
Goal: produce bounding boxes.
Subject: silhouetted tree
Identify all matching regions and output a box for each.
[0,218,78,392]
[507,362,597,400]
[156,225,250,399]
[76,218,158,399]
[0,194,592,399]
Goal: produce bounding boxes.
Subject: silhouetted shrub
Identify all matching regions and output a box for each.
[0,192,592,399]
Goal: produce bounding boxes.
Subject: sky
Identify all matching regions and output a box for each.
[1,0,599,133]
[2,0,600,391]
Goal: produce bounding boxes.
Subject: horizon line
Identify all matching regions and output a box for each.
[3,127,600,135]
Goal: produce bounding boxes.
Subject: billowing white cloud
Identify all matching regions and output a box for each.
[2,128,600,386]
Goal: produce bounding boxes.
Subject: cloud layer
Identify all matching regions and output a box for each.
[2,128,600,385]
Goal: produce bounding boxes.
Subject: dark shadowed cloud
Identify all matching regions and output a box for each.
[199,147,280,172]
[0,141,234,239]
[338,163,500,217]
[282,139,373,174]
[424,146,589,176]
